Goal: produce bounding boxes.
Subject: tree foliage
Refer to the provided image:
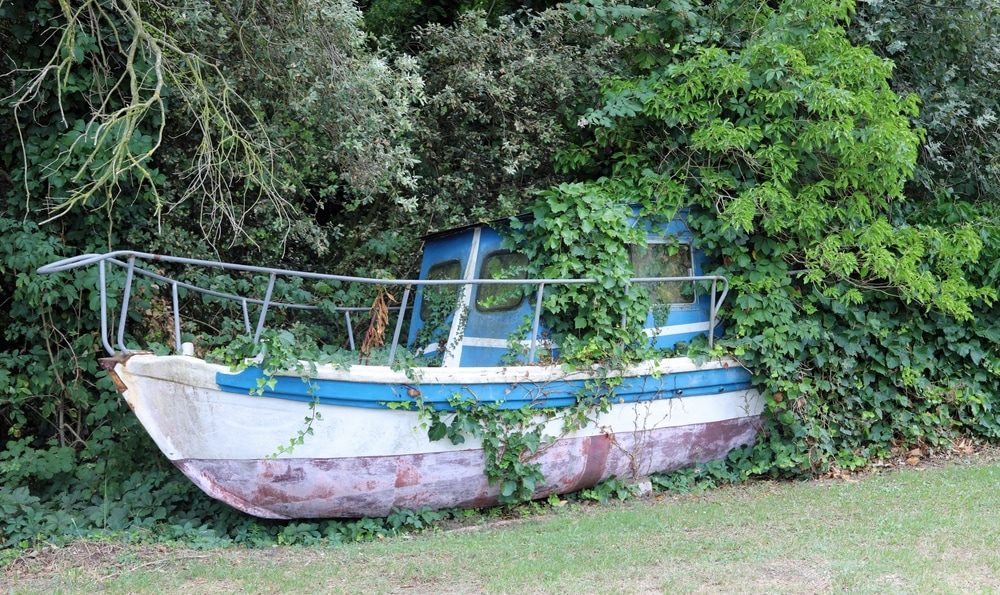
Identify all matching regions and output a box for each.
[850,0,1000,207]
[411,9,626,229]
[363,0,562,43]
[2,0,425,256]
[556,0,999,474]
[572,0,991,317]
[846,0,1000,298]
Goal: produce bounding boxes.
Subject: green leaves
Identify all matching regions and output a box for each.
[427,420,448,442]
[410,8,626,234]
[573,0,955,319]
[506,182,650,366]
[562,0,1000,478]
[572,0,989,315]
[417,395,549,504]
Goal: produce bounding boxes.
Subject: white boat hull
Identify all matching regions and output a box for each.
[104,353,762,519]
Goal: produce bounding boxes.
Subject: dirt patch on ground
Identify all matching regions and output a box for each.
[3,541,166,589]
[822,437,1000,478]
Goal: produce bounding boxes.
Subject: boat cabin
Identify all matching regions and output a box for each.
[406,210,720,367]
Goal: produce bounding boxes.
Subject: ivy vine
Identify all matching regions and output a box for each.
[391,376,619,504]
[209,328,324,458]
[504,182,656,368]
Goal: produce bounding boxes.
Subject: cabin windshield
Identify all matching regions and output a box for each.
[420,260,461,320]
[474,251,529,313]
[631,242,695,304]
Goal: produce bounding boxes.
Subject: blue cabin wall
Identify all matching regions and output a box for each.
[455,227,535,367]
[405,226,475,355]
[406,225,536,367]
[407,209,722,367]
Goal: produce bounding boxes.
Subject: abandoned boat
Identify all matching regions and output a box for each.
[38,211,762,519]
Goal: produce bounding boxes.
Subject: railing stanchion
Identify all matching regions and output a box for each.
[241,300,251,334]
[253,273,277,344]
[345,312,355,351]
[622,282,630,328]
[528,283,545,363]
[116,256,137,353]
[709,278,717,349]
[172,282,182,354]
[98,260,114,355]
[388,287,411,366]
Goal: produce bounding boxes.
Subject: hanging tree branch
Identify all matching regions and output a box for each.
[10,0,292,243]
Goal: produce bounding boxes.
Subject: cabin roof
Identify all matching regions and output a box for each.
[420,215,523,242]
[420,204,689,242]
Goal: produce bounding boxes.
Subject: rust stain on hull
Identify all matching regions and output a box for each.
[99,354,132,394]
[172,416,760,519]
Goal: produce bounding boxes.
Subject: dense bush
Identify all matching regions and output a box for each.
[411,9,626,228]
[556,0,999,476]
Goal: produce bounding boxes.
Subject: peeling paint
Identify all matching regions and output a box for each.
[106,354,763,519]
[169,417,758,519]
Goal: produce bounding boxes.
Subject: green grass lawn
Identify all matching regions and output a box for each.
[5,454,1000,594]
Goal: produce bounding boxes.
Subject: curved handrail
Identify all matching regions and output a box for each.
[38,251,730,361]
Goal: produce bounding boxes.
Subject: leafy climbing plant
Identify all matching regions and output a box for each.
[504,182,653,367]
[209,328,323,457]
[563,0,999,476]
[392,378,617,504]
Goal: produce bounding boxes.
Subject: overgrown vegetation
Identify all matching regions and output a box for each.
[506,183,653,365]
[556,0,1000,478]
[2,0,999,552]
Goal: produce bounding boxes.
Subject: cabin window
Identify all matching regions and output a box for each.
[631,242,695,304]
[420,260,461,320]
[475,251,529,313]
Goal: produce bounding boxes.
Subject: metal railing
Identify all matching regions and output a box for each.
[38,251,730,365]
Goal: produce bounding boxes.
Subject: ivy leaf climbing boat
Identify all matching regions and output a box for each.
[38,211,762,519]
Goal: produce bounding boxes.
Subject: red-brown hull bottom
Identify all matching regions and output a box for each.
[173,416,760,519]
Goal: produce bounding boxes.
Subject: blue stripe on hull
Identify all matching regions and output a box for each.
[215,365,753,411]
